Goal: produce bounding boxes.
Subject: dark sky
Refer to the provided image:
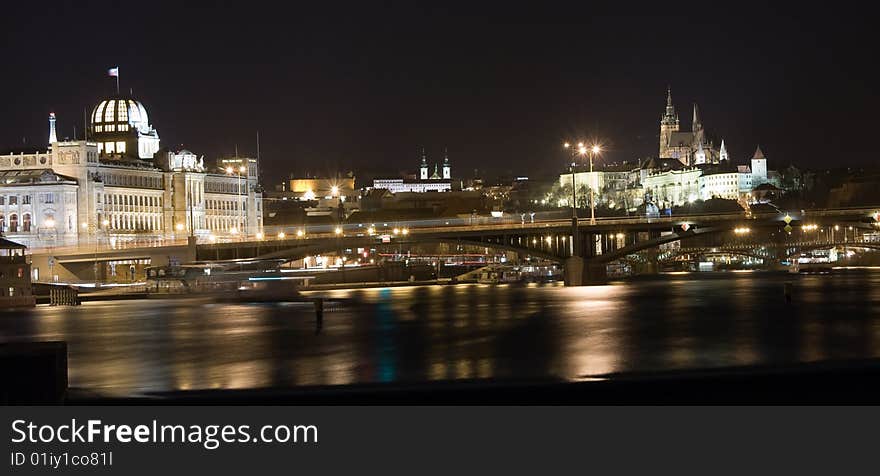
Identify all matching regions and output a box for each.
[1,2,877,185]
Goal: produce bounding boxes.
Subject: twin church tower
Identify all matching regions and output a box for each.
[658,87,728,166]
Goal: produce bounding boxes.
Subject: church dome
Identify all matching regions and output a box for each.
[90,96,150,134]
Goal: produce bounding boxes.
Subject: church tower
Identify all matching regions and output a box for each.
[659,86,679,158]
[719,139,729,162]
[419,148,428,180]
[751,145,768,186]
[48,112,57,145]
[691,103,705,149]
[442,148,451,179]
[694,141,706,165]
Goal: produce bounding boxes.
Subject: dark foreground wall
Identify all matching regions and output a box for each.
[0,341,67,404]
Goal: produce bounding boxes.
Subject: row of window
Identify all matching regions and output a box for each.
[104,213,163,231]
[205,181,249,194]
[94,124,130,133]
[206,199,247,213]
[0,193,56,205]
[97,141,127,155]
[103,193,162,208]
[100,173,163,189]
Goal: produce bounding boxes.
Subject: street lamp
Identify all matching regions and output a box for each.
[587,145,601,225]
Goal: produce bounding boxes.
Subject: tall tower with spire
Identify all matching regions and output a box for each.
[442,148,451,179]
[691,103,705,148]
[719,139,729,162]
[751,145,768,186]
[419,148,428,180]
[659,86,680,159]
[48,112,58,145]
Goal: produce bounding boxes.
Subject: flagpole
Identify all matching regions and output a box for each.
[116,68,120,94]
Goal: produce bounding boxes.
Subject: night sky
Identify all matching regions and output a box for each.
[1,2,877,185]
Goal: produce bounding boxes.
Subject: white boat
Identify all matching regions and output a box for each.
[790,252,834,274]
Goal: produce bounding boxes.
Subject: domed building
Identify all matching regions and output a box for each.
[0,82,265,283]
[90,95,160,159]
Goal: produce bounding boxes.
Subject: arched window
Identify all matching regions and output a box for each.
[9,214,18,232]
[22,214,31,232]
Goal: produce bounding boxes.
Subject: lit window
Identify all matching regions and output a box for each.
[119,124,128,132]
[94,101,106,123]
[97,142,104,153]
[106,124,115,132]
[95,125,103,133]
[117,102,128,122]
[105,142,115,154]
[104,100,115,122]
[116,142,126,154]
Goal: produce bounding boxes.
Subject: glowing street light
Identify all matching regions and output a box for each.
[734,227,751,235]
[175,223,184,231]
[393,228,400,235]
[296,229,304,237]
[401,228,409,235]
[278,231,286,239]
[331,185,339,196]
[367,226,376,235]
[102,219,110,227]
[229,227,239,235]
[335,227,343,235]
[256,231,264,240]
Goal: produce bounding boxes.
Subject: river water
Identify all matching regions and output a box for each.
[2,270,880,396]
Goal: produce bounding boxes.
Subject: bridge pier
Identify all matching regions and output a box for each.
[564,256,608,286]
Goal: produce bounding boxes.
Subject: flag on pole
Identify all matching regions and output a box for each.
[107,67,119,77]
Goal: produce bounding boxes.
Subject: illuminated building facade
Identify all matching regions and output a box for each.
[0,93,263,247]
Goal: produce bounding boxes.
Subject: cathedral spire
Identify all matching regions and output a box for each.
[692,103,702,131]
[662,86,677,124]
[720,139,729,162]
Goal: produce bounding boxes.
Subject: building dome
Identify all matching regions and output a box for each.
[89,95,160,159]
[91,96,151,134]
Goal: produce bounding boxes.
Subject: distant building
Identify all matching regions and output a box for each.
[0,237,34,307]
[372,148,452,193]
[659,87,724,166]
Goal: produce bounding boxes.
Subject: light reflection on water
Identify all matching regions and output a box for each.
[2,270,880,396]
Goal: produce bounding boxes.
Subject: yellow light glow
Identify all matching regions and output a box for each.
[44,218,55,228]
[563,142,570,148]
[226,166,234,174]
[367,226,375,235]
[296,229,304,237]
[592,145,601,154]
[331,185,339,196]
[256,232,264,240]
[578,146,587,155]
[278,231,286,239]
[335,227,343,235]
[229,227,238,235]
[577,142,584,148]
[102,219,110,227]
[175,223,184,231]
[402,228,409,235]
[81,222,88,229]
[393,228,400,235]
